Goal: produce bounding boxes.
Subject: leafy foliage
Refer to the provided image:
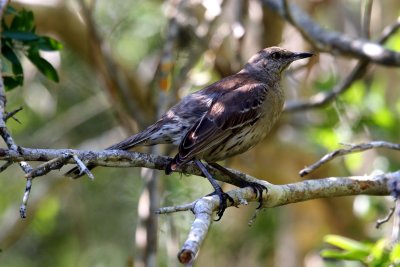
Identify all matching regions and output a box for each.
[1,6,62,90]
[322,235,400,266]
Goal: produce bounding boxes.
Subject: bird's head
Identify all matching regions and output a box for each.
[242,46,313,77]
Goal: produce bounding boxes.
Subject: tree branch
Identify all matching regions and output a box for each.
[263,0,400,66]
[284,60,369,112]
[0,144,396,265]
[0,1,35,218]
[361,0,373,39]
[4,106,23,123]
[300,141,400,177]
[283,9,400,112]
[0,147,248,186]
[157,171,393,265]
[376,206,395,229]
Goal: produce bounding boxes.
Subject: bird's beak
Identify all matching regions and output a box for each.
[292,52,313,60]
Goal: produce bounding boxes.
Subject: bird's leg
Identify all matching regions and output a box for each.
[194,159,233,221]
[209,162,267,209]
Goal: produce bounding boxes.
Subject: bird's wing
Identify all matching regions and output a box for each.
[173,82,267,166]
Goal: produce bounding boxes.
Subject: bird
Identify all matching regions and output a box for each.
[66,46,313,220]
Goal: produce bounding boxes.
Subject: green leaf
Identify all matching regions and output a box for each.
[10,9,35,32]
[26,52,59,82]
[3,77,23,91]
[37,36,63,51]
[311,128,340,150]
[10,12,22,30]
[2,18,9,31]
[369,239,390,265]
[372,107,395,129]
[390,243,400,263]
[3,47,23,76]
[321,248,369,261]
[2,43,21,66]
[385,31,400,52]
[324,235,371,253]
[344,153,363,174]
[1,7,62,87]
[2,44,24,90]
[343,80,365,106]
[2,30,39,41]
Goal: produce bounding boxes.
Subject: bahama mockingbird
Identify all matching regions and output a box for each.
[66,46,313,220]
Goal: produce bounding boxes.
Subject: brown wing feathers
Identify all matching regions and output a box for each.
[167,82,267,171]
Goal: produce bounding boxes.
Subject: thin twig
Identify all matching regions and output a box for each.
[4,106,23,123]
[264,0,400,66]
[25,153,73,179]
[19,178,32,219]
[282,0,294,26]
[379,17,400,44]
[300,141,400,177]
[19,162,33,218]
[285,18,400,112]
[361,0,373,39]
[271,0,400,112]
[156,202,195,214]
[0,114,34,218]
[0,125,18,151]
[0,160,12,172]
[285,60,368,112]
[376,207,395,229]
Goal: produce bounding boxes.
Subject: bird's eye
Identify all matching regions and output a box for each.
[271,52,281,60]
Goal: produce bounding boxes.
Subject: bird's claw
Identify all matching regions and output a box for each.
[208,190,234,221]
[247,182,268,209]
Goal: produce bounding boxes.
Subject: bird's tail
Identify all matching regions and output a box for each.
[64,130,151,178]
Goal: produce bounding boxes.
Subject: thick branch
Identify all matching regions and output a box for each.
[0,147,254,187]
[162,171,393,264]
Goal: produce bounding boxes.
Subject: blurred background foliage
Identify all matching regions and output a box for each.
[1,0,400,266]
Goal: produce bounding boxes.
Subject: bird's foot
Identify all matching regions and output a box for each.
[207,189,234,221]
[245,181,268,209]
[207,163,268,209]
